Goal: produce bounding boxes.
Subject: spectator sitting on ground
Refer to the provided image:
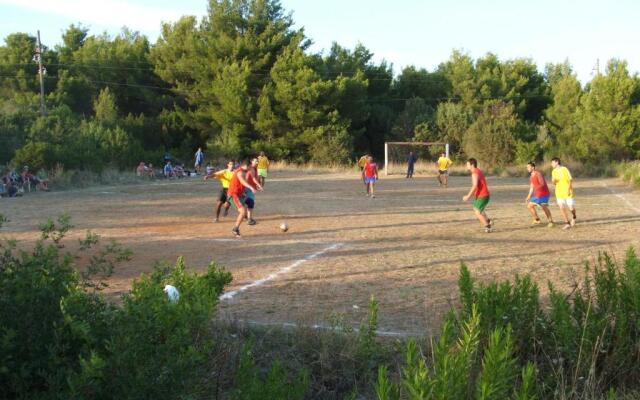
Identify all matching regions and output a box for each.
[163,161,175,178]
[205,162,214,175]
[21,166,49,191]
[146,163,156,178]
[1,169,19,197]
[174,163,186,178]
[136,162,146,177]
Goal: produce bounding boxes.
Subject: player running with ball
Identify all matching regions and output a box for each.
[463,158,493,233]
[227,160,257,238]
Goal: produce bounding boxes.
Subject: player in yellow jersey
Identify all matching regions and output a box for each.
[257,151,269,187]
[357,154,369,194]
[551,157,577,230]
[436,152,452,187]
[205,160,234,222]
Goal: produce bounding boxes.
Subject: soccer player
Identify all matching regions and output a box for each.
[227,160,256,238]
[462,158,493,233]
[244,157,264,225]
[204,160,234,222]
[551,157,577,230]
[362,156,378,198]
[436,152,452,187]
[194,147,204,174]
[525,161,554,227]
[257,151,269,187]
[406,151,417,178]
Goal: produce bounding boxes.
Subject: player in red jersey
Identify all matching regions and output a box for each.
[525,161,554,227]
[227,160,257,238]
[462,158,493,233]
[362,156,378,198]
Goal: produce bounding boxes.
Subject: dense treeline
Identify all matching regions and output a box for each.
[1,0,640,173]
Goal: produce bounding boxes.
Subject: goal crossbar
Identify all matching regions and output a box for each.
[384,142,450,176]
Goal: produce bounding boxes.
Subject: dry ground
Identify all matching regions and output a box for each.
[2,170,640,335]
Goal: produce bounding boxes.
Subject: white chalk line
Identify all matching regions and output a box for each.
[602,182,640,214]
[219,242,343,300]
[234,319,427,338]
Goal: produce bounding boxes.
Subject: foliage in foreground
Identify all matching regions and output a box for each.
[0,216,243,399]
[377,247,640,399]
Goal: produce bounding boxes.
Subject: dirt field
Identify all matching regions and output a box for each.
[2,170,640,335]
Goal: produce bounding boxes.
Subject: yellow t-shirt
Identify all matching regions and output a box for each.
[214,170,234,189]
[257,156,269,170]
[358,156,368,168]
[552,166,573,199]
[437,157,452,171]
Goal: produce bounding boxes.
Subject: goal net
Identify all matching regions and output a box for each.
[384,142,450,176]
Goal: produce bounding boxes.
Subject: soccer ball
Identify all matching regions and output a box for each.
[280,222,289,232]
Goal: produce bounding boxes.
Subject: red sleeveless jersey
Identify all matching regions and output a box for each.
[228,169,245,196]
[473,168,490,198]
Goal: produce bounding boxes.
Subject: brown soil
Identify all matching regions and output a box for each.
[2,170,639,335]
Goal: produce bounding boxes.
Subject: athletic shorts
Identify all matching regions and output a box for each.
[473,196,490,212]
[556,197,575,208]
[438,170,448,175]
[229,193,247,209]
[218,188,228,203]
[257,168,268,178]
[530,195,549,205]
[364,176,377,184]
[244,188,255,209]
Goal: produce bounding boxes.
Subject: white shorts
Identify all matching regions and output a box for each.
[556,198,575,208]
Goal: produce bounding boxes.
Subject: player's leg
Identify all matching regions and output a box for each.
[215,189,227,222]
[557,199,572,229]
[473,197,491,232]
[443,171,449,187]
[527,201,541,223]
[230,194,246,237]
[245,191,256,225]
[369,180,375,198]
[568,199,577,226]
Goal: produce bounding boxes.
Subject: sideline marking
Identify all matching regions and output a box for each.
[234,319,427,338]
[602,182,640,214]
[219,242,343,300]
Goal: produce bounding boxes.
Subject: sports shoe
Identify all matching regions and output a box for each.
[562,223,571,230]
[232,227,241,238]
[570,218,576,227]
[487,219,493,228]
[531,219,541,226]
[213,218,219,223]
[247,219,257,225]
[547,221,554,228]
[371,194,376,199]
[484,227,492,233]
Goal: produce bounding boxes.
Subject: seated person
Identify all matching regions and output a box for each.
[21,166,49,191]
[163,161,175,178]
[174,163,186,178]
[136,162,146,177]
[146,163,156,178]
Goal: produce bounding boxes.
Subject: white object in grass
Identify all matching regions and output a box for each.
[280,222,289,232]
[164,284,180,302]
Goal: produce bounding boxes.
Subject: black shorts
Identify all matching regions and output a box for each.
[218,188,228,203]
[438,170,448,175]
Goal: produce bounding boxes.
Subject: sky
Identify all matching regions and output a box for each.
[0,0,638,84]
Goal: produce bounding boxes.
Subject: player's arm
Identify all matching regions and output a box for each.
[526,182,534,202]
[463,174,478,201]
[374,164,378,180]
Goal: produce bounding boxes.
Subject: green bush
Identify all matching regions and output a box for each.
[378,247,640,399]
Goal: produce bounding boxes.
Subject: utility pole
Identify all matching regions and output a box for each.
[35,30,46,115]
[592,58,600,77]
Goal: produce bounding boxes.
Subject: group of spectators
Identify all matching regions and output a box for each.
[0,166,49,198]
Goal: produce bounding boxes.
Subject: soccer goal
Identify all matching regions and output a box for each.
[384,142,450,176]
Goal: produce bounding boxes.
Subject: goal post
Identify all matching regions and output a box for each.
[384,141,450,176]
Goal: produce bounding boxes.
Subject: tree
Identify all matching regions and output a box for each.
[569,60,640,162]
[93,87,118,125]
[463,101,517,167]
[434,101,473,155]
